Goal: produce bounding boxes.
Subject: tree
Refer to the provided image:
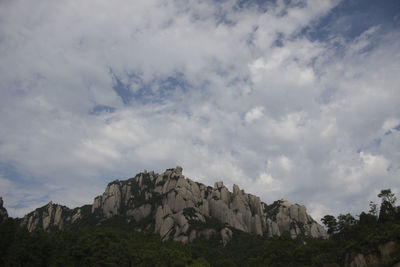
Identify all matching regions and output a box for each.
[378,189,396,206]
[358,211,377,226]
[321,215,338,235]
[378,189,397,222]
[337,213,356,232]
[368,201,378,217]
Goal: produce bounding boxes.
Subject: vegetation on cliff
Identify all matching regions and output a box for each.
[1,189,399,266]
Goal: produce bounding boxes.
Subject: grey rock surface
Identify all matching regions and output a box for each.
[221,227,233,246]
[0,197,8,222]
[20,201,81,232]
[18,166,327,244]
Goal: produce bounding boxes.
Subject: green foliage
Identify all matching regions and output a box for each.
[378,189,397,222]
[188,216,227,232]
[321,215,338,234]
[1,188,399,267]
[264,200,282,219]
[368,201,378,217]
[183,207,197,218]
[337,213,356,232]
[378,189,397,205]
[0,218,16,266]
[0,224,207,267]
[187,257,210,267]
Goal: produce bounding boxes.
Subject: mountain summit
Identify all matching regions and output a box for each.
[19,166,327,244]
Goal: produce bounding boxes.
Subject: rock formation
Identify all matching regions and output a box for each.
[344,241,400,267]
[19,166,327,244]
[0,197,8,222]
[20,201,84,232]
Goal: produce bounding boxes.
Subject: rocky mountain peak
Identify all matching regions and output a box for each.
[20,201,81,232]
[19,167,327,244]
[0,197,8,222]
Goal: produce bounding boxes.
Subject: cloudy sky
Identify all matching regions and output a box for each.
[0,0,399,220]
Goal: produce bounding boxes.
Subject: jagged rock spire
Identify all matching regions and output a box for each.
[0,197,9,223]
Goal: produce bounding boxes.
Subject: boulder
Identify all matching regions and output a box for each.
[128,204,152,222]
[220,227,233,246]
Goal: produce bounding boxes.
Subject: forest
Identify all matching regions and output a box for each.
[0,189,399,266]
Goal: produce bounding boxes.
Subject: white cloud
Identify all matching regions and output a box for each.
[382,118,400,132]
[245,106,264,123]
[278,156,293,172]
[247,172,282,200]
[0,0,399,222]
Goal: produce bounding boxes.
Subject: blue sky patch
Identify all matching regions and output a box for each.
[90,105,116,115]
[111,71,189,106]
[305,0,400,42]
[385,130,392,136]
[0,162,40,186]
[111,73,135,105]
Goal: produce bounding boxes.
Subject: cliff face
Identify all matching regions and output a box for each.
[19,167,327,243]
[0,197,8,223]
[20,201,83,232]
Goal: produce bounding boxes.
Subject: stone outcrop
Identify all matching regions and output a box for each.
[264,199,327,238]
[344,241,400,267]
[20,201,81,232]
[19,166,327,244]
[89,166,327,242]
[0,197,8,223]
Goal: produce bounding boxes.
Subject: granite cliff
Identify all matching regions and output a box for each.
[18,166,327,244]
[0,197,8,223]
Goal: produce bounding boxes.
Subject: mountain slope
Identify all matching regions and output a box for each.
[19,166,327,243]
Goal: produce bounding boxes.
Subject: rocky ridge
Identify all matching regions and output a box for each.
[20,201,83,232]
[0,197,8,223]
[18,166,327,244]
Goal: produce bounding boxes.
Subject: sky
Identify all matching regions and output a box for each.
[0,0,399,221]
